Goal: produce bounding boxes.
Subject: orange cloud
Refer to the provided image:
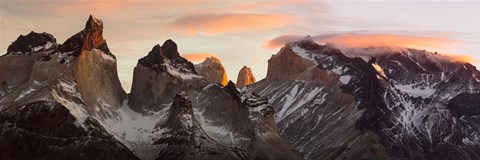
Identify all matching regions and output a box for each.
[324,34,455,49]
[444,54,479,63]
[181,53,217,63]
[168,13,294,34]
[36,0,138,14]
[265,34,456,49]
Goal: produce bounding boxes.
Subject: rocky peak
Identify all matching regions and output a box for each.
[58,15,113,58]
[266,40,358,82]
[160,39,179,58]
[195,56,229,86]
[171,92,193,116]
[138,40,196,75]
[6,31,57,55]
[82,15,106,52]
[153,92,242,160]
[224,81,241,102]
[236,66,256,88]
[161,92,195,129]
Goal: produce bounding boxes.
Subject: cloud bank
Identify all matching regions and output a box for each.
[181,53,217,63]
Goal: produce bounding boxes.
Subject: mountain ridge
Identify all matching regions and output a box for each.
[2,15,480,160]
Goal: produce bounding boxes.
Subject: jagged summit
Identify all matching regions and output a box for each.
[195,56,229,86]
[224,80,241,102]
[137,40,196,75]
[129,40,206,113]
[153,92,242,160]
[236,65,256,88]
[6,31,57,55]
[157,92,194,130]
[82,15,106,52]
[57,15,113,58]
[160,39,179,58]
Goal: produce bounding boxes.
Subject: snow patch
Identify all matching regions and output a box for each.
[164,60,202,80]
[395,84,436,98]
[52,90,89,129]
[32,42,56,52]
[290,44,317,64]
[98,100,167,159]
[15,87,35,101]
[277,84,324,121]
[339,75,352,84]
[58,81,81,98]
[101,52,116,62]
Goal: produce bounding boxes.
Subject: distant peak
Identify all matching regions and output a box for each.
[200,56,221,65]
[236,66,256,88]
[195,56,228,86]
[208,56,220,61]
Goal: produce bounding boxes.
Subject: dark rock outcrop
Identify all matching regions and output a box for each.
[6,31,57,55]
[153,93,243,160]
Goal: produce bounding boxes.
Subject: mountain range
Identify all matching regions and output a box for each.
[1,15,479,160]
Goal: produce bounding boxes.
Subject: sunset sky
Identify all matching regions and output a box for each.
[1,0,479,91]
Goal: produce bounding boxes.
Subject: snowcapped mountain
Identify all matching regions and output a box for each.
[0,15,301,160]
[3,14,478,160]
[248,40,480,160]
[123,39,301,159]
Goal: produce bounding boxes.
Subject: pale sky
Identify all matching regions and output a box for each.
[1,0,479,92]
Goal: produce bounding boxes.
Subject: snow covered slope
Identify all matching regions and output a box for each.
[249,40,480,160]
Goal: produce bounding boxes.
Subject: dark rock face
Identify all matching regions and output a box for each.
[250,40,480,160]
[58,15,114,59]
[153,93,243,160]
[197,81,302,160]
[6,31,57,55]
[448,93,480,117]
[0,101,139,160]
